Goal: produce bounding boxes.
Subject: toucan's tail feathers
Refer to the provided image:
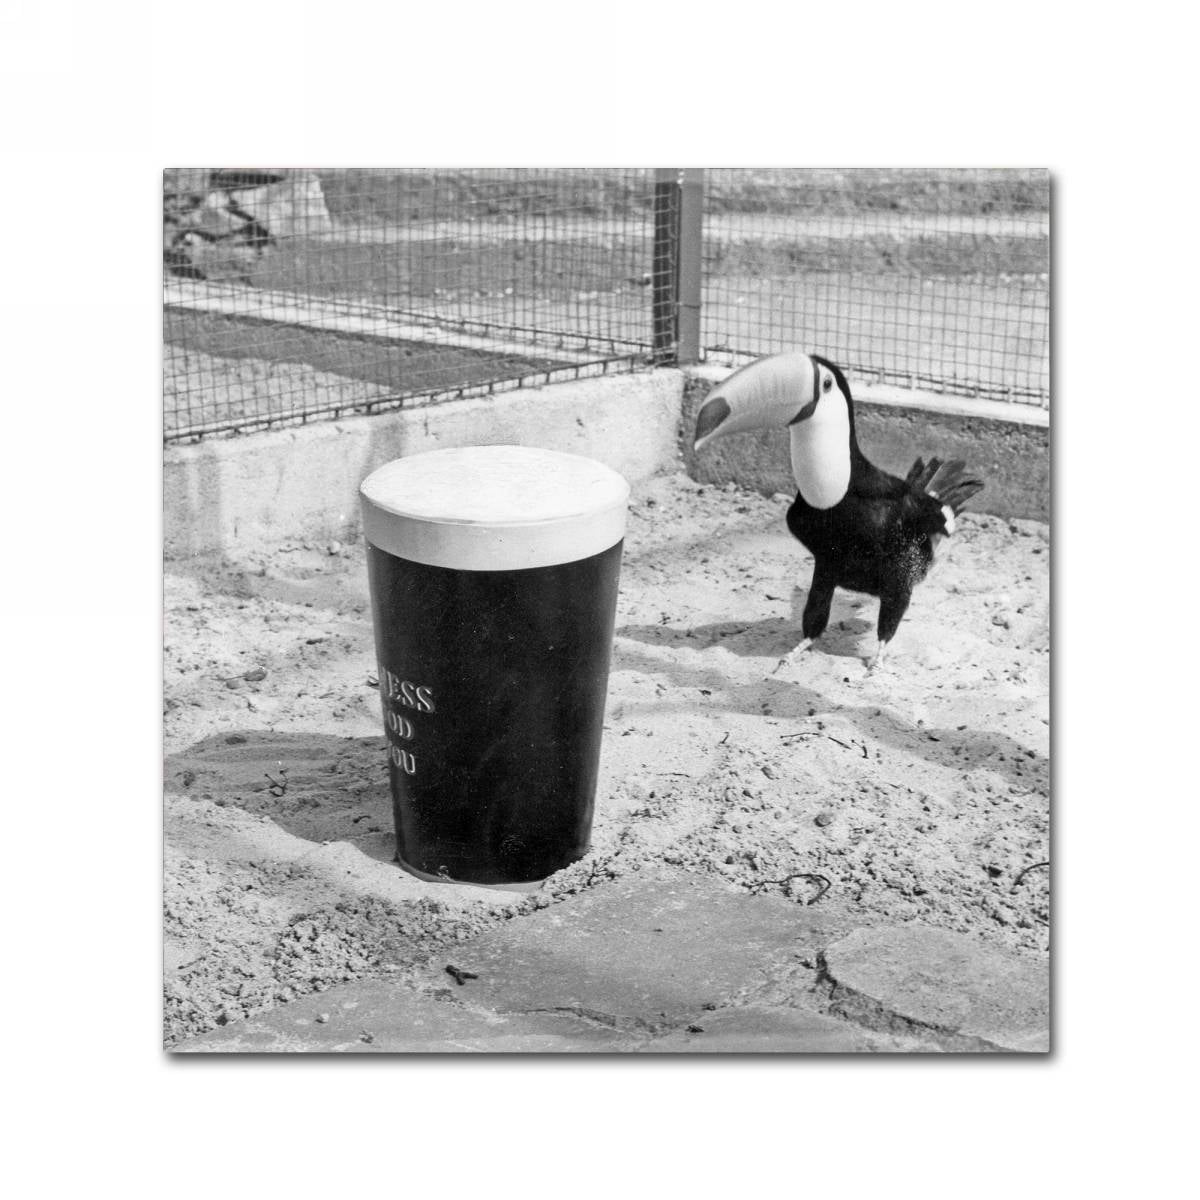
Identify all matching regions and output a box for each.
[925,458,965,499]
[939,477,986,514]
[907,457,983,512]
[905,456,937,491]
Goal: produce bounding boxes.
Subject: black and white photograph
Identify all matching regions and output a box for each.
[162,168,1050,1054]
[17,0,1200,1189]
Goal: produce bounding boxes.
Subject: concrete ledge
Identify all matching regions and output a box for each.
[165,361,1050,558]
[681,366,1050,522]
[164,369,686,558]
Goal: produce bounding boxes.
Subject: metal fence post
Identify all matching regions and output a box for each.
[652,168,704,365]
[651,170,677,364]
[676,169,703,364]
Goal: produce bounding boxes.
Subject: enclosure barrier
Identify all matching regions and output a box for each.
[164,169,1049,442]
[700,169,1049,404]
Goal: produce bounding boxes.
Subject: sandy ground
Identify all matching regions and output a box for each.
[163,472,1049,1047]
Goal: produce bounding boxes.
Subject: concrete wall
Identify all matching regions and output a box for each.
[164,362,1050,559]
[680,367,1050,522]
[164,371,686,559]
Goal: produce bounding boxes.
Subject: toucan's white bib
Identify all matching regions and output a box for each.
[789,396,851,509]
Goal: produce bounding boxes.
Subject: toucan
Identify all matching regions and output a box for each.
[693,352,984,673]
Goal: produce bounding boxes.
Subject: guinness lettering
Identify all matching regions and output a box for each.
[384,671,436,713]
[384,709,415,740]
[388,744,417,775]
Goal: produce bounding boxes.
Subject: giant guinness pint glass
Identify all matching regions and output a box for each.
[360,445,629,885]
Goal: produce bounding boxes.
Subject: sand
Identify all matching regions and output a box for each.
[163,472,1049,1046]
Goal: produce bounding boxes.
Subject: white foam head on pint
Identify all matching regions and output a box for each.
[360,445,631,571]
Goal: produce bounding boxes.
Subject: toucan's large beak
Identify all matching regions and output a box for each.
[692,352,818,452]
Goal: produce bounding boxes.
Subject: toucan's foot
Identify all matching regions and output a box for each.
[771,638,813,676]
[867,642,889,674]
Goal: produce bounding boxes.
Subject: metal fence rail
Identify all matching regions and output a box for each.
[164,169,656,441]
[164,168,1050,442]
[700,169,1050,404]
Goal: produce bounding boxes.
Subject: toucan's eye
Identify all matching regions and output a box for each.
[822,376,833,393]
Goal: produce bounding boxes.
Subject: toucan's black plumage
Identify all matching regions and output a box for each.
[692,352,984,672]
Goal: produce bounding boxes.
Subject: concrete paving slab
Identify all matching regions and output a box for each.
[172,977,635,1053]
[172,873,1047,1054]
[638,1005,877,1053]
[414,872,825,1031]
[821,925,1050,1052]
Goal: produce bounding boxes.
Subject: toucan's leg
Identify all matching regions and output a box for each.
[772,562,836,674]
[771,638,812,674]
[870,589,911,673]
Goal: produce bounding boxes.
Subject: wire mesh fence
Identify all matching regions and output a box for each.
[700,169,1050,405]
[163,168,1050,442]
[163,169,657,441]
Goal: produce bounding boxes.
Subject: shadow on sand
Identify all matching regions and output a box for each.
[613,617,1046,791]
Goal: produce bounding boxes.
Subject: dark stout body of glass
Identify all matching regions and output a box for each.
[366,540,623,883]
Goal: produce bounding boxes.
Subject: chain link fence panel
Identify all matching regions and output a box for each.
[700,169,1049,405]
[164,169,1050,443]
[164,169,658,441]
